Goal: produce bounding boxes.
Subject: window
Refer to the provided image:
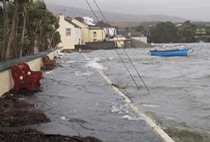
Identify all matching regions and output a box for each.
[66,28,71,36]
[93,32,97,37]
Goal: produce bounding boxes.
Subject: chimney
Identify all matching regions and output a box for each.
[58,13,64,20]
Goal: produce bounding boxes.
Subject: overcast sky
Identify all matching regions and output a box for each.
[45,0,210,21]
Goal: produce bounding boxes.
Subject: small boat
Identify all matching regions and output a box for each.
[150,48,189,56]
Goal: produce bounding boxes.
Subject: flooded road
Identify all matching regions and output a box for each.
[28,43,210,142]
[86,43,210,142]
[28,53,162,142]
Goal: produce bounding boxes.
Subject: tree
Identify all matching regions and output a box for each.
[151,21,178,43]
[36,9,60,51]
[5,0,19,60]
[26,0,46,55]
[0,0,61,61]
[19,0,33,57]
[135,25,145,32]
[125,27,129,32]
[0,0,9,61]
[0,6,3,61]
[178,21,197,43]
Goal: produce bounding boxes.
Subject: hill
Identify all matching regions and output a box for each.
[46,3,186,24]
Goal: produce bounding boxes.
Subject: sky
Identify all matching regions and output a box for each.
[45,0,210,21]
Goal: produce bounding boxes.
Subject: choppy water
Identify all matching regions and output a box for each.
[29,43,210,142]
[86,43,210,142]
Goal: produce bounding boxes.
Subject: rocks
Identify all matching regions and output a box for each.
[0,110,50,127]
[0,91,103,142]
[0,91,50,127]
[0,128,103,142]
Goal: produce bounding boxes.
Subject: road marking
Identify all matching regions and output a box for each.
[82,53,174,142]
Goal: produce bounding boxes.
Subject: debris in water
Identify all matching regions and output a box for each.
[111,83,120,89]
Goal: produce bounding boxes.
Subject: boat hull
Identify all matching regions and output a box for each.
[150,49,189,56]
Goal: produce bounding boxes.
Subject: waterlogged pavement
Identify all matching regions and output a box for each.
[28,53,163,142]
[86,43,210,142]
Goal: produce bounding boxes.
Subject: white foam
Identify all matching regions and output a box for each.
[65,61,77,63]
[120,104,129,110]
[45,71,53,75]
[65,61,87,63]
[75,71,93,76]
[165,117,174,120]
[111,106,120,113]
[92,58,100,62]
[141,104,160,108]
[60,116,67,121]
[122,115,143,121]
[86,62,104,70]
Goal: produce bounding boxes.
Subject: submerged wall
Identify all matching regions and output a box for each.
[0,47,62,96]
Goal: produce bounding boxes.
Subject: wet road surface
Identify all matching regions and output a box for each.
[28,53,163,142]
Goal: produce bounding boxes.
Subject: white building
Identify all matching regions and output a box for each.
[105,27,117,37]
[131,37,148,44]
[83,16,95,26]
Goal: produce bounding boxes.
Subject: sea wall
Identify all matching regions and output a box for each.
[0,47,62,96]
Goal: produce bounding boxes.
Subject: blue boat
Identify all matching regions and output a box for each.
[150,49,189,56]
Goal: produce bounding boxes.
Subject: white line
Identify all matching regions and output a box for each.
[82,53,174,142]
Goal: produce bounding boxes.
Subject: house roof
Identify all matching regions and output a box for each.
[96,22,112,27]
[65,19,81,28]
[74,18,88,26]
[90,22,112,28]
[89,26,103,30]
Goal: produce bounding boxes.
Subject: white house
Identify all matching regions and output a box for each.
[83,16,95,26]
[196,29,206,35]
[57,14,81,49]
[93,22,117,37]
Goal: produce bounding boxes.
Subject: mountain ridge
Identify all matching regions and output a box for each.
[46,3,187,23]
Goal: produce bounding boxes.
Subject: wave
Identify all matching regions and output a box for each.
[75,71,93,76]
[122,115,143,121]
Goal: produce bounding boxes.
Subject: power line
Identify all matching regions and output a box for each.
[86,0,140,90]
[92,0,150,92]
